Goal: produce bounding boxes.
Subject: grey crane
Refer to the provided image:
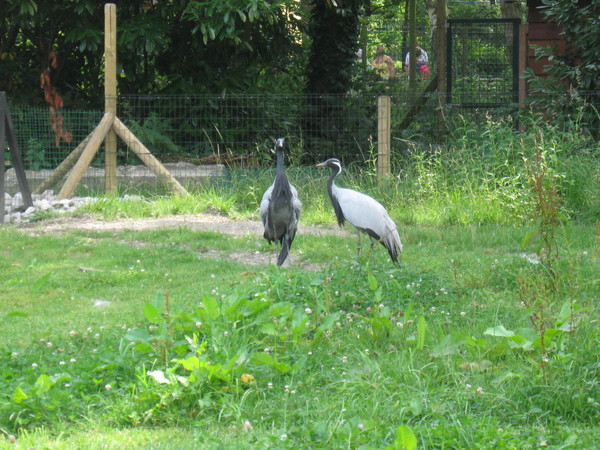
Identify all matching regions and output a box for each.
[316,158,402,262]
[259,138,302,266]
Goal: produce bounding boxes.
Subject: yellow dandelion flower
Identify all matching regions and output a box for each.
[241,373,256,384]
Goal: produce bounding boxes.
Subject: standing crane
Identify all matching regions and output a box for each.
[316,158,402,262]
[259,138,302,266]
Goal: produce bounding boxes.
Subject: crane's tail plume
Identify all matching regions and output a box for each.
[381,228,403,263]
[277,237,291,267]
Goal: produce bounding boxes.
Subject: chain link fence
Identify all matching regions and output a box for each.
[4,90,599,195]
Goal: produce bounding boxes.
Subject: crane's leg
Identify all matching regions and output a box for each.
[356,230,362,260]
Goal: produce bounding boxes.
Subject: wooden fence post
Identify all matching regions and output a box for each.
[1,104,5,223]
[57,112,114,200]
[104,3,118,194]
[1,92,33,223]
[377,95,391,180]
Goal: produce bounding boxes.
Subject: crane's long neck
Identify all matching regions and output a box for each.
[273,147,290,193]
[327,165,341,197]
[276,147,285,176]
[327,165,345,226]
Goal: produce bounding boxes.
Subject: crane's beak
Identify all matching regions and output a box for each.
[316,161,326,167]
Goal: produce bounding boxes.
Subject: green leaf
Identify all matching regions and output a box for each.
[125,327,152,343]
[35,374,55,393]
[259,323,277,335]
[392,424,417,450]
[201,296,220,320]
[484,325,515,338]
[6,311,28,318]
[368,272,379,291]
[13,387,28,404]
[144,303,162,323]
[251,353,291,373]
[430,334,466,357]
[32,272,51,293]
[315,313,340,339]
[134,342,154,353]
[177,356,201,371]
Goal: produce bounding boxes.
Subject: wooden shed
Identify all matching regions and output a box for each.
[520,0,588,99]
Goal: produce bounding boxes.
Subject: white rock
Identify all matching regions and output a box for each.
[37,199,52,210]
[23,206,36,215]
[11,192,23,209]
[41,190,54,200]
[93,300,112,307]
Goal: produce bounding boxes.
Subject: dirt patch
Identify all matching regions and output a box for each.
[20,213,349,237]
[18,214,351,269]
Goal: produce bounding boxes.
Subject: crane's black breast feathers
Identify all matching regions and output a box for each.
[360,227,381,241]
[331,193,346,227]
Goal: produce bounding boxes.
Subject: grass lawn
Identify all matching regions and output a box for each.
[1,214,598,448]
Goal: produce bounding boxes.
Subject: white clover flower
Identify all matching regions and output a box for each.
[105,384,112,391]
[305,307,312,314]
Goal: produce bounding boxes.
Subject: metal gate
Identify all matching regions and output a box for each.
[446,18,520,107]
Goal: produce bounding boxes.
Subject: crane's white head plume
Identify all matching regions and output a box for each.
[316,158,342,174]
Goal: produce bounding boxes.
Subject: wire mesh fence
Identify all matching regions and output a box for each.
[3,90,599,196]
[447,19,520,107]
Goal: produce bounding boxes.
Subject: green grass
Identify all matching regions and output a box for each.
[1,121,599,448]
[1,221,598,448]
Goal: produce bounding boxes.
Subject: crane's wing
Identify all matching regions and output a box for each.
[290,184,302,218]
[336,187,402,260]
[259,183,274,225]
